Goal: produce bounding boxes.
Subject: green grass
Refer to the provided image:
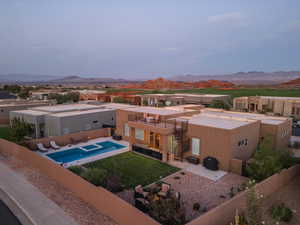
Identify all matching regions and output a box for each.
[106,88,300,98]
[0,126,12,141]
[85,152,180,189]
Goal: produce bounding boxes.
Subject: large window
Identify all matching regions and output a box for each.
[192,138,200,155]
[135,128,144,140]
[124,123,130,136]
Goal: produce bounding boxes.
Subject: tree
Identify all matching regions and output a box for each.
[3,85,21,94]
[10,118,34,144]
[113,97,131,104]
[48,92,80,104]
[209,100,231,110]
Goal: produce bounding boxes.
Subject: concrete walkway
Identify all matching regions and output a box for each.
[169,160,227,181]
[0,162,78,225]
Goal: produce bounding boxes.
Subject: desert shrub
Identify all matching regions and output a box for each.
[149,198,186,225]
[105,175,123,193]
[81,168,108,186]
[209,99,231,110]
[69,166,84,176]
[10,118,34,144]
[271,203,293,223]
[245,180,263,225]
[193,203,201,211]
[246,135,295,181]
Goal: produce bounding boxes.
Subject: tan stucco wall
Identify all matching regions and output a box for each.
[0,138,160,225]
[186,124,233,171]
[230,121,260,161]
[186,121,260,172]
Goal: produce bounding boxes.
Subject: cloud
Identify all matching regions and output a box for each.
[208,12,244,24]
[164,47,178,51]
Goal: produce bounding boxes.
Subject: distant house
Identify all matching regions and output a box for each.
[141,93,230,107]
[233,96,300,119]
[0,100,51,125]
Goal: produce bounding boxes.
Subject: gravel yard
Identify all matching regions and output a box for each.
[0,154,118,225]
[118,169,248,223]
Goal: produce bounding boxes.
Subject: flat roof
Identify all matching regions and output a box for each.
[123,106,185,116]
[0,102,49,107]
[260,96,300,101]
[32,104,101,113]
[102,103,136,110]
[188,114,256,129]
[11,110,49,116]
[174,93,229,97]
[202,109,289,125]
[143,93,229,97]
[49,108,114,117]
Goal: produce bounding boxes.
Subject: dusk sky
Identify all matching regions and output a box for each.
[1,0,300,79]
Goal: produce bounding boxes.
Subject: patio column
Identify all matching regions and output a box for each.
[161,134,169,162]
[129,127,135,151]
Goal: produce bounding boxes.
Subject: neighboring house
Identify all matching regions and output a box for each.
[141,93,230,106]
[233,96,300,119]
[0,100,52,125]
[10,103,134,138]
[79,90,142,105]
[116,105,292,174]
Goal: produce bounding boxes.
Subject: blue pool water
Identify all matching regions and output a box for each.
[47,141,126,163]
[82,144,98,150]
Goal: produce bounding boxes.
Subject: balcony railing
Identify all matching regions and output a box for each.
[128,114,178,129]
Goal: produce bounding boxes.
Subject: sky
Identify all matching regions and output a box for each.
[0,0,300,79]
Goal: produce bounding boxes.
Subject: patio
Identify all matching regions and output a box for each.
[118,169,248,223]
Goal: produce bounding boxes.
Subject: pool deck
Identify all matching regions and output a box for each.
[38,137,130,168]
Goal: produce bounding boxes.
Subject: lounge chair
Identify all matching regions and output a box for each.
[37,143,48,152]
[158,183,171,197]
[50,141,60,150]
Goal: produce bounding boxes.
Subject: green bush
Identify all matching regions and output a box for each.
[81,168,108,186]
[68,166,84,176]
[246,136,295,181]
[271,203,293,222]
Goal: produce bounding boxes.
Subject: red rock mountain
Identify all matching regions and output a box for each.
[123,77,234,89]
[282,77,300,86]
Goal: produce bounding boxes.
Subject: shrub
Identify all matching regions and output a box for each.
[149,198,186,225]
[271,203,293,223]
[106,175,123,193]
[193,203,201,211]
[81,168,108,186]
[246,135,295,181]
[209,100,231,110]
[69,166,84,176]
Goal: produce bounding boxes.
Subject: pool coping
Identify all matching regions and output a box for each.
[39,137,130,168]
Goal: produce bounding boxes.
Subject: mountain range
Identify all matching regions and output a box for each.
[169,71,300,85]
[0,71,299,85]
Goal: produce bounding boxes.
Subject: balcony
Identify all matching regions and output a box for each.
[128,114,176,135]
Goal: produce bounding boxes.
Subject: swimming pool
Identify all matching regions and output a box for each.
[47,141,126,163]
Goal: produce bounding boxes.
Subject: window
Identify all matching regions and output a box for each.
[124,123,130,136]
[135,128,144,140]
[192,138,200,155]
[93,120,98,123]
[238,138,249,147]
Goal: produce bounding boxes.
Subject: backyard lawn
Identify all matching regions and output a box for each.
[0,126,11,141]
[85,152,180,189]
